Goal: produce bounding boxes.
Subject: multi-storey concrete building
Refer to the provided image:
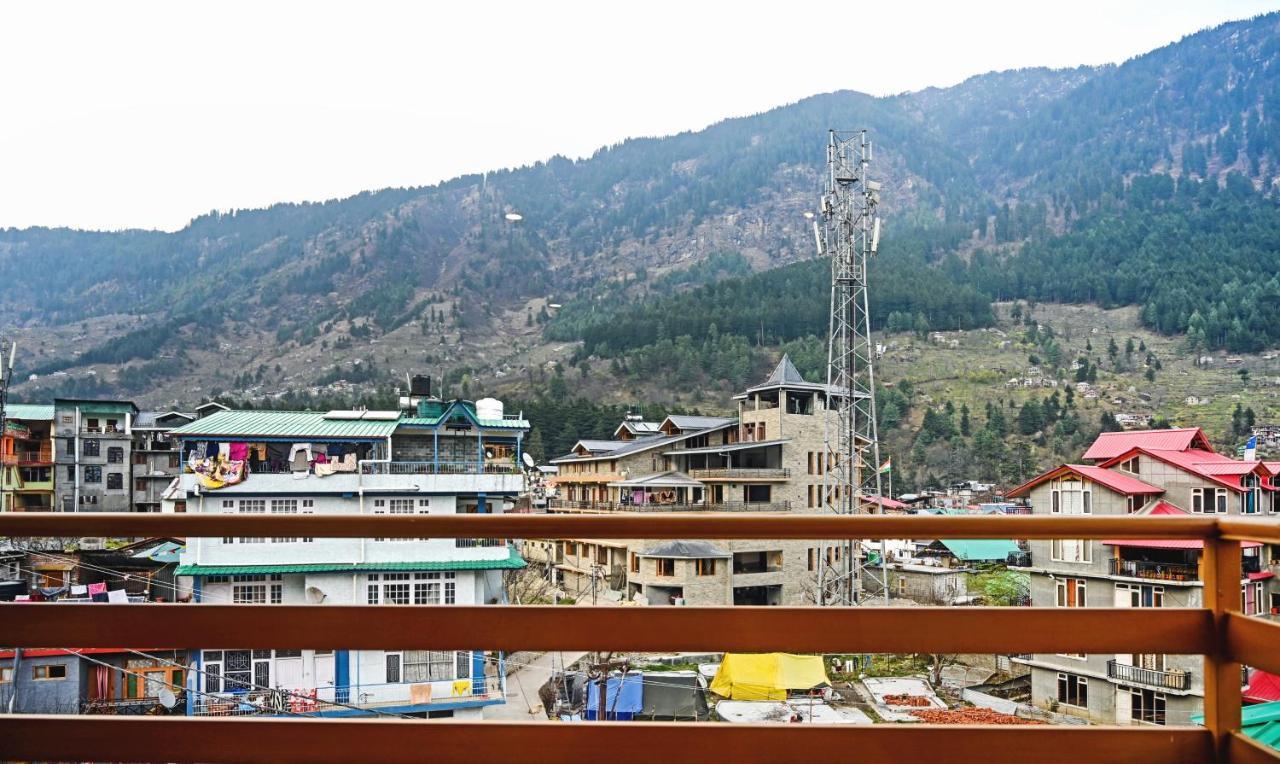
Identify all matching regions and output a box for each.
[539,356,858,606]
[1008,428,1280,726]
[131,410,197,513]
[52,399,138,513]
[1,404,56,512]
[169,398,528,718]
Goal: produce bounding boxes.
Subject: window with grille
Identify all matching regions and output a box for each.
[106,472,123,490]
[368,572,455,604]
[107,446,124,463]
[84,465,102,483]
[237,499,266,543]
[83,439,100,456]
[404,651,458,682]
[386,653,402,683]
[271,499,299,542]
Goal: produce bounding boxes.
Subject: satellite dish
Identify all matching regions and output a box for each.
[522,453,535,469]
[504,212,523,222]
[158,687,178,709]
[306,586,328,604]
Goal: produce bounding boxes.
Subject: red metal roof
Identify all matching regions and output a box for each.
[866,495,909,510]
[1248,571,1275,582]
[0,647,171,660]
[1005,464,1164,499]
[1102,501,1262,549]
[1082,428,1212,461]
[1100,447,1259,491]
[1245,671,1280,704]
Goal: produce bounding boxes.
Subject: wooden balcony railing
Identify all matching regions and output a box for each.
[0,513,1278,764]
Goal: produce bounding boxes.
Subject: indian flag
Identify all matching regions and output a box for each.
[877,458,892,474]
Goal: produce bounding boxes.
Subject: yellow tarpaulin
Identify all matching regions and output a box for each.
[709,653,830,700]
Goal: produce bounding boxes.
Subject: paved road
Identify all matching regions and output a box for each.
[485,650,589,721]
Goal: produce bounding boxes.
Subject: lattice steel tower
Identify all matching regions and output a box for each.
[818,129,884,606]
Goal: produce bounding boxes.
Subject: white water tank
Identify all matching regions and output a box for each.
[476,397,504,420]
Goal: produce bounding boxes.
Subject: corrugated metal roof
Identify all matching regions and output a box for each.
[4,404,54,421]
[664,438,790,456]
[176,548,525,575]
[1103,447,1257,491]
[399,416,529,429]
[1082,428,1211,461]
[1006,464,1164,499]
[169,410,400,440]
[936,539,1020,561]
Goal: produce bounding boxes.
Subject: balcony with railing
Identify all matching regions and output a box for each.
[548,498,791,513]
[1106,660,1192,691]
[687,467,790,481]
[360,461,520,476]
[81,696,184,715]
[1,513,1279,763]
[1,447,54,466]
[1109,557,1201,582]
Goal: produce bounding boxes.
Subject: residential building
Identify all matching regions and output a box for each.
[0,648,188,715]
[169,397,528,718]
[130,410,197,513]
[541,356,863,607]
[1,403,55,511]
[1008,428,1280,726]
[52,399,139,513]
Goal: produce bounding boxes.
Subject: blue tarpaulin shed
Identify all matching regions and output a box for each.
[584,671,644,720]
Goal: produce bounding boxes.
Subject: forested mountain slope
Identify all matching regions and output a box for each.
[4,12,1280,407]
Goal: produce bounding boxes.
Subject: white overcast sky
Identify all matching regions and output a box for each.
[1,0,1276,232]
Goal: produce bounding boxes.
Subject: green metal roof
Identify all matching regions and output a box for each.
[176,547,526,575]
[54,399,138,414]
[4,404,54,421]
[399,416,529,430]
[937,539,1021,562]
[1194,701,1280,751]
[169,410,401,440]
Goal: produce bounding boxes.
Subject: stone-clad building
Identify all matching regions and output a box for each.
[535,356,859,606]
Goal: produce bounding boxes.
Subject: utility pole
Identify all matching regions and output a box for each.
[587,653,629,721]
[818,130,886,606]
[0,340,16,514]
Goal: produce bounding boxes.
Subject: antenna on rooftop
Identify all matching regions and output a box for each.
[817,130,887,607]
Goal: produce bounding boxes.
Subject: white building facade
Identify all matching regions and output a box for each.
[169,401,528,718]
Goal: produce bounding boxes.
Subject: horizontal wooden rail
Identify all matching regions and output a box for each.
[1225,612,1280,677]
[1231,731,1280,764]
[0,604,1214,653]
[1217,516,1280,545]
[0,716,1216,764]
[0,511,1225,539]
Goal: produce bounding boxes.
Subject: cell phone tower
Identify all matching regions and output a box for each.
[818,129,884,606]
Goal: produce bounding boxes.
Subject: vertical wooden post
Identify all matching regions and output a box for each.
[1202,534,1241,761]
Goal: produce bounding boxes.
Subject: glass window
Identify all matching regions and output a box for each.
[107,446,124,463]
[404,650,457,682]
[386,653,402,683]
[106,473,123,490]
[1056,673,1088,707]
[82,439,100,456]
[1130,688,1166,725]
[33,664,68,680]
[84,466,102,483]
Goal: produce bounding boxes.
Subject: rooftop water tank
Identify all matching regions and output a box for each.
[476,397,504,420]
